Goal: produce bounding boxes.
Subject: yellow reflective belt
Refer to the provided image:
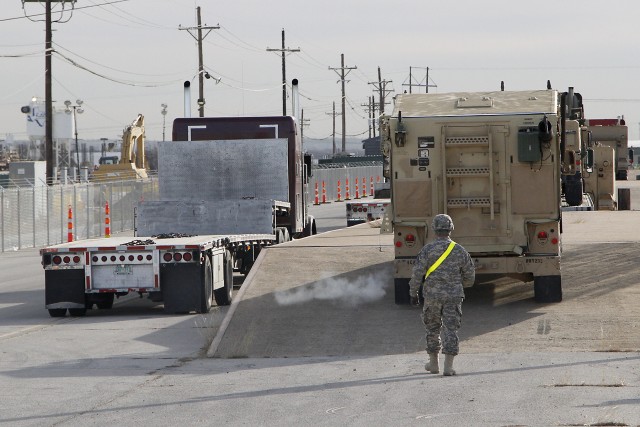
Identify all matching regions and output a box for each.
[425,241,456,279]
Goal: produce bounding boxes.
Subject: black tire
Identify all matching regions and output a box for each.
[303,217,316,237]
[48,308,67,317]
[199,255,213,313]
[534,275,562,303]
[96,294,115,310]
[68,308,87,317]
[394,278,411,305]
[564,174,583,207]
[214,251,233,306]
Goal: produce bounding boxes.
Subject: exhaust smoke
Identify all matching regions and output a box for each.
[274,272,389,307]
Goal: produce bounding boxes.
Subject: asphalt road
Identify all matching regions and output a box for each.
[2,194,640,426]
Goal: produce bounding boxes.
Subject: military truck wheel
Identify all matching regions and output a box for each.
[564,174,583,207]
[68,308,87,317]
[534,275,562,303]
[394,278,411,305]
[48,308,67,317]
[199,255,213,313]
[214,251,233,306]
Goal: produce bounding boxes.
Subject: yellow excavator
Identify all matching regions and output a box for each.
[92,114,148,182]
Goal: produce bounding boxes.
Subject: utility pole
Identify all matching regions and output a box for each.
[402,66,438,93]
[45,0,53,183]
[361,96,379,139]
[368,67,394,117]
[266,29,300,116]
[179,7,219,117]
[329,54,357,152]
[326,101,342,155]
[23,0,76,184]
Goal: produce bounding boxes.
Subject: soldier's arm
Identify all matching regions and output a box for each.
[461,250,476,287]
[409,247,428,297]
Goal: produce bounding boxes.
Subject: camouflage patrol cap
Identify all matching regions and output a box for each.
[432,214,454,232]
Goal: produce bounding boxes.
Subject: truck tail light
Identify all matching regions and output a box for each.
[183,252,193,262]
[405,234,415,243]
[537,231,548,239]
[52,255,62,265]
[395,241,402,248]
[163,253,173,262]
[173,253,183,262]
[73,256,81,264]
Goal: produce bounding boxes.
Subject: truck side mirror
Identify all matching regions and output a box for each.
[303,153,313,183]
[586,148,594,170]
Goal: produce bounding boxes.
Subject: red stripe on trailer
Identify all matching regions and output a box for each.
[156,245,173,250]
[94,246,117,251]
[86,276,91,290]
[85,252,90,264]
[184,245,200,249]
[126,245,146,250]
[155,274,159,288]
[587,119,618,126]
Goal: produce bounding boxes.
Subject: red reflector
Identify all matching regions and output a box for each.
[146,254,153,261]
[119,255,126,262]
[551,238,558,245]
[101,256,107,262]
[537,231,548,239]
[128,255,135,261]
[183,252,193,262]
[395,241,402,248]
[163,253,173,262]
[363,208,368,212]
[92,256,98,263]
[63,256,70,264]
[405,234,415,242]
[174,253,183,262]
[52,256,62,265]
[73,256,81,264]
[576,160,581,165]
[110,255,117,262]
[137,255,144,261]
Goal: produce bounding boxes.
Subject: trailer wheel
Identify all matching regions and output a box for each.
[534,275,562,303]
[48,308,67,317]
[214,251,233,306]
[199,255,213,313]
[276,228,285,244]
[68,308,87,317]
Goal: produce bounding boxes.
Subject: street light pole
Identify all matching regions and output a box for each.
[161,103,168,142]
[65,99,83,179]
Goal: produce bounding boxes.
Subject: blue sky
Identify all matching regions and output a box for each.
[2,0,640,143]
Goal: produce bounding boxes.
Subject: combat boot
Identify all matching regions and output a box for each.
[443,354,456,376]
[424,353,439,374]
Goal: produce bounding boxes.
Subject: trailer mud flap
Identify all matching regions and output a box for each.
[161,263,202,314]
[45,270,85,309]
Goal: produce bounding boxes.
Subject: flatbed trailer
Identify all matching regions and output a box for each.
[41,111,315,317]
[41,233,274,317]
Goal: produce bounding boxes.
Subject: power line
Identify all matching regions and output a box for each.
[2,0,129,22]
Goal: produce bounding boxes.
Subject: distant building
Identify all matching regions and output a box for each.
[362,136,381,156]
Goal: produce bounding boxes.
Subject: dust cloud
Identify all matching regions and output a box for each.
[274,272,390,307]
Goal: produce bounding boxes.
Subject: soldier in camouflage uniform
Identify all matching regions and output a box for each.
[409,214,475,376]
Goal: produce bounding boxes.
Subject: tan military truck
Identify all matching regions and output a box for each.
[381,89,575,304]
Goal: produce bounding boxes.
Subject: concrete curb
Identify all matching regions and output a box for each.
[206,247,269,358]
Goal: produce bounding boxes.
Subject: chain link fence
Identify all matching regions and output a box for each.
[0,165,383,252]
[0,178,158,252]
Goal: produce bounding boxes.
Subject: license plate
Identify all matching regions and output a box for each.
[114,265,133,275]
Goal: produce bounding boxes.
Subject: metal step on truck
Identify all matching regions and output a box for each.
[41,114,316,317]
